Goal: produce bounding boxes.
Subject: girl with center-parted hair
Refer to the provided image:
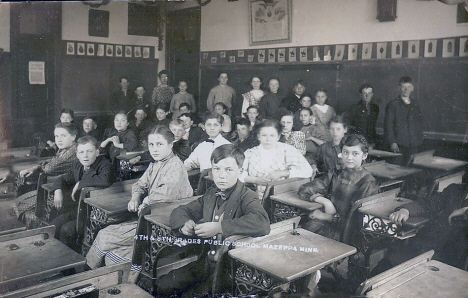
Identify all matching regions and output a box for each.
[241,76,264,116]
[14,123,80,227]
[239,119,313,199]
[298,134,379,240]
[85,125,193,269]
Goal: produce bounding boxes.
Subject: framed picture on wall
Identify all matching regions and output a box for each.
[77,43,85,56]
[106,45,114,57]
[249,0,292,45]
[125,46,132,58]
[143,47,150,58]
[66,42,75,55]
[87,43,95,56]
[97,44,104,56]
[134,46,142,58]
[116,45,123,57]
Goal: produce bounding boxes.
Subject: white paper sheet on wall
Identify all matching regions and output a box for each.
[29,61,45,85]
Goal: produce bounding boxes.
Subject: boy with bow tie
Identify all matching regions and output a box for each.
[159,144,270,297]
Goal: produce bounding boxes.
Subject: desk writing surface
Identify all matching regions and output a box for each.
[367,260,468,297]
[0,234,85,286]
[85,192,131,215]
[144,197,200,229]
[270,191,322,212]
[358,197,428,228]
[363,162,421,180]
[368,149,402,158]
[228,229,356,282]
[412,156,468,172]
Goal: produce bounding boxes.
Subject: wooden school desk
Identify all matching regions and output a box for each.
[83,192,135,252]
[410,150,468,172]
[355,189,429,273]
[2,261,152,298]
[228,228,356,295]
[360,251,468,298]
[139,197,201,277]
[363,160,422,181]
[270,190,322,223]
[0,226,86,295]
[367,149,402,163]
[409,150,468,192]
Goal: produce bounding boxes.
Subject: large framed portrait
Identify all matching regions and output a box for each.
[249,0,292,46]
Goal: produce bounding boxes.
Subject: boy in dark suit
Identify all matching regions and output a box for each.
[158,144,270,296]
[50,136,114,251]
[384,76,423,164]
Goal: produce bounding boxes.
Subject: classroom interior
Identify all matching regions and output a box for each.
[0,0,468,297]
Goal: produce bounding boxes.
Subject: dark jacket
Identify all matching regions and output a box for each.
[384,96,423,148]
[280,94,302,113]
[346,100,379,144]
[111,89,137,113]
[232,133,259,152]
[259,93,282,120]
[187,126,209,148]
[50,156,114,202]
[170,181,270,238]
[173,139,191,161]
[101,128,138,160]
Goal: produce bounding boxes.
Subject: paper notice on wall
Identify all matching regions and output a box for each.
[29,61,45,85]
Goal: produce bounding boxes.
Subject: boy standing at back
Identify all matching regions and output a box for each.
[384,76,423,164]
[50,136,114,251]
[206,72,236,117]
[161,144,270,297]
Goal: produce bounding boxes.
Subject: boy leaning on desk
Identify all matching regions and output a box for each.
[387,180,468,269]
[155,144,270,297]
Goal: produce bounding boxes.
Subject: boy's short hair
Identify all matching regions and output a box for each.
[203,111,223,125]
[236,118,251,128]
[211,144,245,167]
[155,103,169,112]
[268,77,280,84]
[169,119,184,127]
[179,113,193,121]
[60,108,75,119]
[158,70,168,78]
[83,116,96,124]
[119,76,129,83]
[300,93,313,100]
[359,83,373,93]
[135,84,144,90]
[218,71,228,78]
[299,107,313,115]
[343,134,369,154]
[399,76,413,85]
[330,115,348,129]
[55,122,79,136]
[293,79,305,88]
[77,135,98,149]
[179,102,191,110]
[279,110,294,119]
[246,105,259,113]
[115,110,128,119]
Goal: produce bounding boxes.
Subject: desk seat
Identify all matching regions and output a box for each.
[270,191,322,223]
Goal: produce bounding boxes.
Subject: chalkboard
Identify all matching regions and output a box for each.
[200,58,468,139]
[59,56,158,115]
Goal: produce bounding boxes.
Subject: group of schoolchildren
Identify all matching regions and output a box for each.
[6,71,468,298]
